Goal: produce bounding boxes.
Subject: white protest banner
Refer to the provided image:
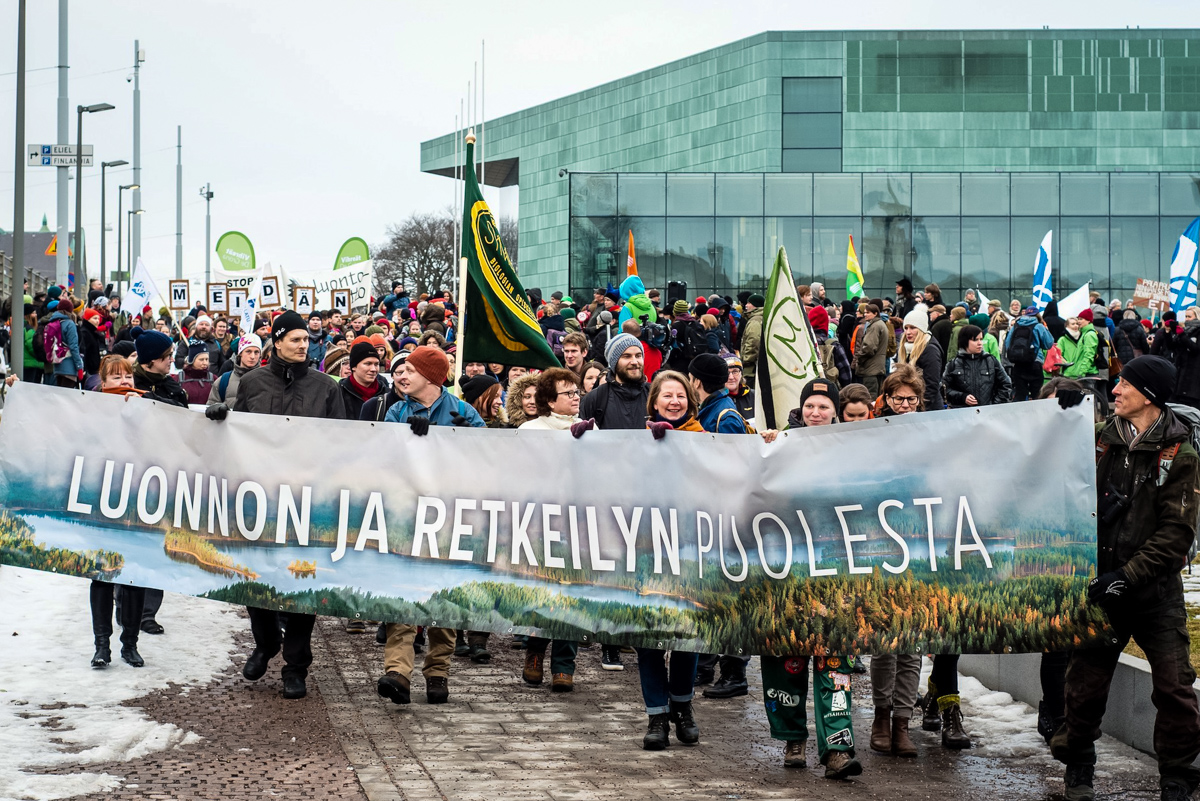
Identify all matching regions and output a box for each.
[206,283,228,313]
[259,276,282,309]
[310,264,374,311]
[1058,283,1092,319]
[331,289,351,315]
[0,383,1107,656]
[291,286,316,315]
[124,258,161,316]
[228,288,248,320]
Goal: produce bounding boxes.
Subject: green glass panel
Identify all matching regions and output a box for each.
[1059,217,1109,291]
[1161,174,1200,215]
[616,215,666,290]
[965,93,1028,112]
[813,217,862,291]
[814,174,862,216]
[863,173,912,216]
[783,149,842,172]
[666,217,716,295]
[570,173,616,217]
[783,113,842,148]
[783,78,842,113]
[764,174,813,216]
[765,217,813,283]
[1061,174,1109,215]
[961,217,1010,290]
[900,93,963,112]
[617,174,665,216]
[570,216,618,294]
[1012,217,1058,296]
[913,174,961,216]
[714,216,765,294]
[666,174,714,216]
[909,217,957,292]
[962,174,1010,216]
[1110,173,1159,215]
[715,174,764,216]
[1011,173,1060,215]
[1110,217,1159,294]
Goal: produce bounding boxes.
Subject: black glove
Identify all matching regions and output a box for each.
[409,416,431,436]
[205,403,229,421]
[1087,569,1127,609]
[1057,389,1086,410]
[450,412,469,427]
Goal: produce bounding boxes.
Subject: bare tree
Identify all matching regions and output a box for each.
[373,211,519,298]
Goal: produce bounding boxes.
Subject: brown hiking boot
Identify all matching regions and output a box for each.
[823,750,863,780]
[523,651,544,685]
[870,708,891,753]
[941,702,972,749]
[783,740,806,768]
[891,716,917,758]
[551,673,574,693]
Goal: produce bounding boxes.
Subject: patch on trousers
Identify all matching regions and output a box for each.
[765,700,778,713]
[826,657,840,669]
[845,655,856,669]
[813,656,825,671]
[830,672,851,691]
[766,688,803,707]
[784,657,807,674]
[830,690,848,712]
[826,729,853,748]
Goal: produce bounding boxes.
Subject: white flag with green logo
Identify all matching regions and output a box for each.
[754,247,821,431]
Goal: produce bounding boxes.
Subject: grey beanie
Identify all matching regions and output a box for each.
[604,332,643,367]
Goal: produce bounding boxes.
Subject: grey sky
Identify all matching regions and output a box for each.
[0,1,1193,290]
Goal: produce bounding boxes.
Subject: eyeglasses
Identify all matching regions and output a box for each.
[889,395,919,406]
[557,389,581,398]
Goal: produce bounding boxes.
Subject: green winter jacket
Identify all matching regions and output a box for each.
[983,332,1001,362]
[1095,410,1199,603]
[1058,325,1099,378]
[23,328,44,372]
[739,307,764,383]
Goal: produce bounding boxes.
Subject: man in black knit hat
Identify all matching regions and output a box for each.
[207,309,346,700]
[1054,355,1200,801]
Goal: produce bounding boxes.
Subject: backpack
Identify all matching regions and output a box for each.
[217,370,234,402]
[1007,324,1037,364]
[818,340,840,387]
[31,318,48,363]
[545,328,566,359]
[42,319,69,365]
[716,407,756,435]
[672,320,707,363]
[1093,331,1110,372]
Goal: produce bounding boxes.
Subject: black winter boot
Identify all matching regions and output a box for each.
[669,700,699,745]
[120,644,144,667]
[377,672,411,704]
[921,691,941,731]
[281,673,307,699]
[242,648,275,681]
[91,638,111,668]
[643,713,671,751]
[941,701,972,749]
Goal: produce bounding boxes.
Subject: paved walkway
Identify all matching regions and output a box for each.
[51,614,1163,801]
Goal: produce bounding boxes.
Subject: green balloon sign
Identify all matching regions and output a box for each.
[334,237,370,270]
[215,231,256,273]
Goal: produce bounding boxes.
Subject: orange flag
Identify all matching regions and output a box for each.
[626,230,638,277]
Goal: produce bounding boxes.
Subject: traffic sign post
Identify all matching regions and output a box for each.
[27,144,94,167]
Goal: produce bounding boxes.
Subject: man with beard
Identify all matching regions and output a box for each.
[174,314,225,373]
[208,310,346,699]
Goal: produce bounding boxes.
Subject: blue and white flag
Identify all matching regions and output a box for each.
[124,257,161,317]
[1031,231,1053,311]
[1168,218,1200,314]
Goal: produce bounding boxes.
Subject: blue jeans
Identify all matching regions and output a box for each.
[636,648,698,715]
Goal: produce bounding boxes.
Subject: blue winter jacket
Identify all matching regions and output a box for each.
[696,388,748,434]
[383,388,486,428]
[47,311,83,376]
[1005,316,1055,361]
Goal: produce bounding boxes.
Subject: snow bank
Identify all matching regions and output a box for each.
[0,566,242,801]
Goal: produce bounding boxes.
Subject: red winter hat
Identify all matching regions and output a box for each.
[1078,308,1094,323]
[1141,319,1153,331]
[82,308,102,325]
[808,304,830,333]
[407,345,449,386]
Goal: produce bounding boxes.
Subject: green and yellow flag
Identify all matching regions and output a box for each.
[460,134,559,368]
[845,234,864,300]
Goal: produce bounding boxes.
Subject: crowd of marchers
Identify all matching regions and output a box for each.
[6,273,1198,801]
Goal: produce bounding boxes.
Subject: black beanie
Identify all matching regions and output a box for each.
[271,310,306,341]
[799,377,840,412]
[459,373,499,406]
[1119,355,1176,409]
[688,353,729,390]
[348,341,379,369]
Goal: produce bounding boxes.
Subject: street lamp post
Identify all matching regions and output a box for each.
[100,159,127,288]
[124,208,143,297]
[74,102,115,287]
[199,183,213,283]
[116,183,137,295]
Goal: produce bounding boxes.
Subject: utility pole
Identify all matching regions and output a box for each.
[175,125,182,279]
[74,103,113,288]
[11,0,27,380]
[200,184,213,284]
[101,160,128,287]
[56,0,68,288]
[131,41,143,265]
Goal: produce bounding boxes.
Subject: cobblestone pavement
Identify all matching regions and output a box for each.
[51,615,1162,801]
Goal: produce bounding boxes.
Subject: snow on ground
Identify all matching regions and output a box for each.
[0,566,242,801]
[1184,567,1200,609]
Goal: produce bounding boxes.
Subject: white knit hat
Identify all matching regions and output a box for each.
[902,307,929,335]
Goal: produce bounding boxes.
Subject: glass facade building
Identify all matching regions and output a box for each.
[421,30,1200,302]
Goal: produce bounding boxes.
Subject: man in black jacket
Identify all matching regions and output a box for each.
[132,331,189,407]
[1053,356,1200,801]
[338,341,386,419]
[579,333,648,432]
[210,310,347,699]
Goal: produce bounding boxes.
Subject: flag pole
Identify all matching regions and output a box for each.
[452,130,475,398]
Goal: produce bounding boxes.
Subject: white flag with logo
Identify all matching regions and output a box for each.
[124,258,161,317]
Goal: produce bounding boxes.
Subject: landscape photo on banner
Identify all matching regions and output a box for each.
[0,384,1108,655]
